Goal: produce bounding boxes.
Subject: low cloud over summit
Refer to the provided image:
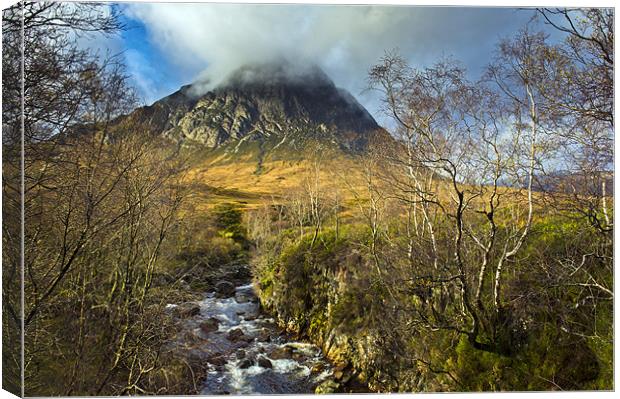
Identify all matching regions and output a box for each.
[120,3,541,121]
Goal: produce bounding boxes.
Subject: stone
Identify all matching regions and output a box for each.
[257,356,273,369]
[238,358,252,369]
[268,346,293,360]
[215,281,236,298]
[226,328,246,342]
[199,317,220,334]
[207,354,227,367]
[236,349,246,359]
[256,328,271,343]
[176,303,201,318]
[311,363,325,374]
[235,292,253,303]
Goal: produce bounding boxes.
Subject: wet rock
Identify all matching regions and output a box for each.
[207,354,227,367]
[311,363,325,374]
[257,356,273,369]
[226,328,247,342]
[175,302,201,318]
[256,328,271,342]
[292,351,307,362]
[236,349,246,359]
[238,358,252,369]
[215,281,236,298]
[315,379,340,394]
[235,292,253,303]
[199,317,220,334]
[268,346,294,360]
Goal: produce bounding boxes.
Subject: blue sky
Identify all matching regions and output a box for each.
[109,3,564,121]
[116,8,194,103]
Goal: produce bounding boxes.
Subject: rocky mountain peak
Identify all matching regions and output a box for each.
[126,62,383,153]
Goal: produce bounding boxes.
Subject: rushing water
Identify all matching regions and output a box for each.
[167,284,334,394]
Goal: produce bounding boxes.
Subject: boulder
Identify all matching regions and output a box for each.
[257,356,273,369]
[176,302,201,318]
[311,363,325,374]
[207,354,227,367]
[268,346,293,360]
[199,317,220,334]
[226,328,247,342]
[215,281,236,298]
[235,292,253,303]
[256,328,271,343]
[238,358,252,369]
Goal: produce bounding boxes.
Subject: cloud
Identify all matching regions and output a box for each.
[124,48,161,104]
[121,3,537,121]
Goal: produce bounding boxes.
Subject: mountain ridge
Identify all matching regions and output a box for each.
[124,62,386,154]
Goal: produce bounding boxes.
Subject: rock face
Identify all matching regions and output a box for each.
[123,62,385,154]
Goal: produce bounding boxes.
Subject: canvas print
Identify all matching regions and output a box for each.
[1,0,614,396]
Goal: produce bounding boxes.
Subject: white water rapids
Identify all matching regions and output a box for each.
[167,284,334,394]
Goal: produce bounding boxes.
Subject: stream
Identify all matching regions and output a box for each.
[166,283,335,394]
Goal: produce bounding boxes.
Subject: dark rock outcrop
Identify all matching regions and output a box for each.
[121,62,386,154]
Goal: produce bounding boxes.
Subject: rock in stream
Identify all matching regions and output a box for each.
[167,283,334,394]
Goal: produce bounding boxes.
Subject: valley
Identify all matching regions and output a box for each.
[2,3,613,396]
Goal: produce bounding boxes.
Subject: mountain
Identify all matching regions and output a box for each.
[125,62,385,155]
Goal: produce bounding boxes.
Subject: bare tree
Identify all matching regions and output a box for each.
[3,3,193,395]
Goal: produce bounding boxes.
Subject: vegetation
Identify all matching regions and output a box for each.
[247,8,613,393]
[1,3,613,395]
[1,3,241,395]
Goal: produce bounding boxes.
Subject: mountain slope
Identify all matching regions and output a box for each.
[126,62,385,154]
[118,62,392,207]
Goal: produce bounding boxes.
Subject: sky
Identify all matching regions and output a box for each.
[101,2,564,124]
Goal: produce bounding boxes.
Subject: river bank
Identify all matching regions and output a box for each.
[163,263,348,394]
